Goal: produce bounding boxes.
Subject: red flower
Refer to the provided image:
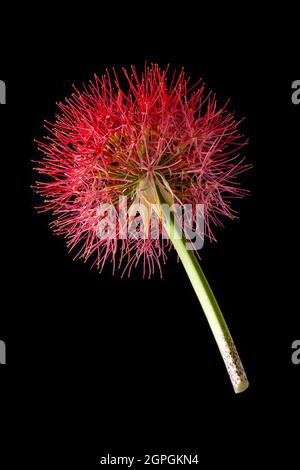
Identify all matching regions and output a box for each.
[35,65,249,277]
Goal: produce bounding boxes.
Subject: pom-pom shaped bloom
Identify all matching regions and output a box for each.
[35,65,248,276]
[35,65,251,392]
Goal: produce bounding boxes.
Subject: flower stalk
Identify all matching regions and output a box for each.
[157,185,249,393]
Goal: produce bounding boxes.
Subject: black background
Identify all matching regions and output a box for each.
[1,5,299,467]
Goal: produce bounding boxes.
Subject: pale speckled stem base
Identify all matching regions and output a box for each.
[158,186,249,393]
[217,331,249,393]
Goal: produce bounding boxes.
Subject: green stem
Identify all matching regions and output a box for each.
[158,188,249,393]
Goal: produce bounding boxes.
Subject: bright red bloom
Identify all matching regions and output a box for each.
[35,65,249,276]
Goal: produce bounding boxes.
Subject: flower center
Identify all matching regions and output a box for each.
[128,173,176,233]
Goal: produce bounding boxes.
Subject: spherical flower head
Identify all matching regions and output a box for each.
[34,65,249,277]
